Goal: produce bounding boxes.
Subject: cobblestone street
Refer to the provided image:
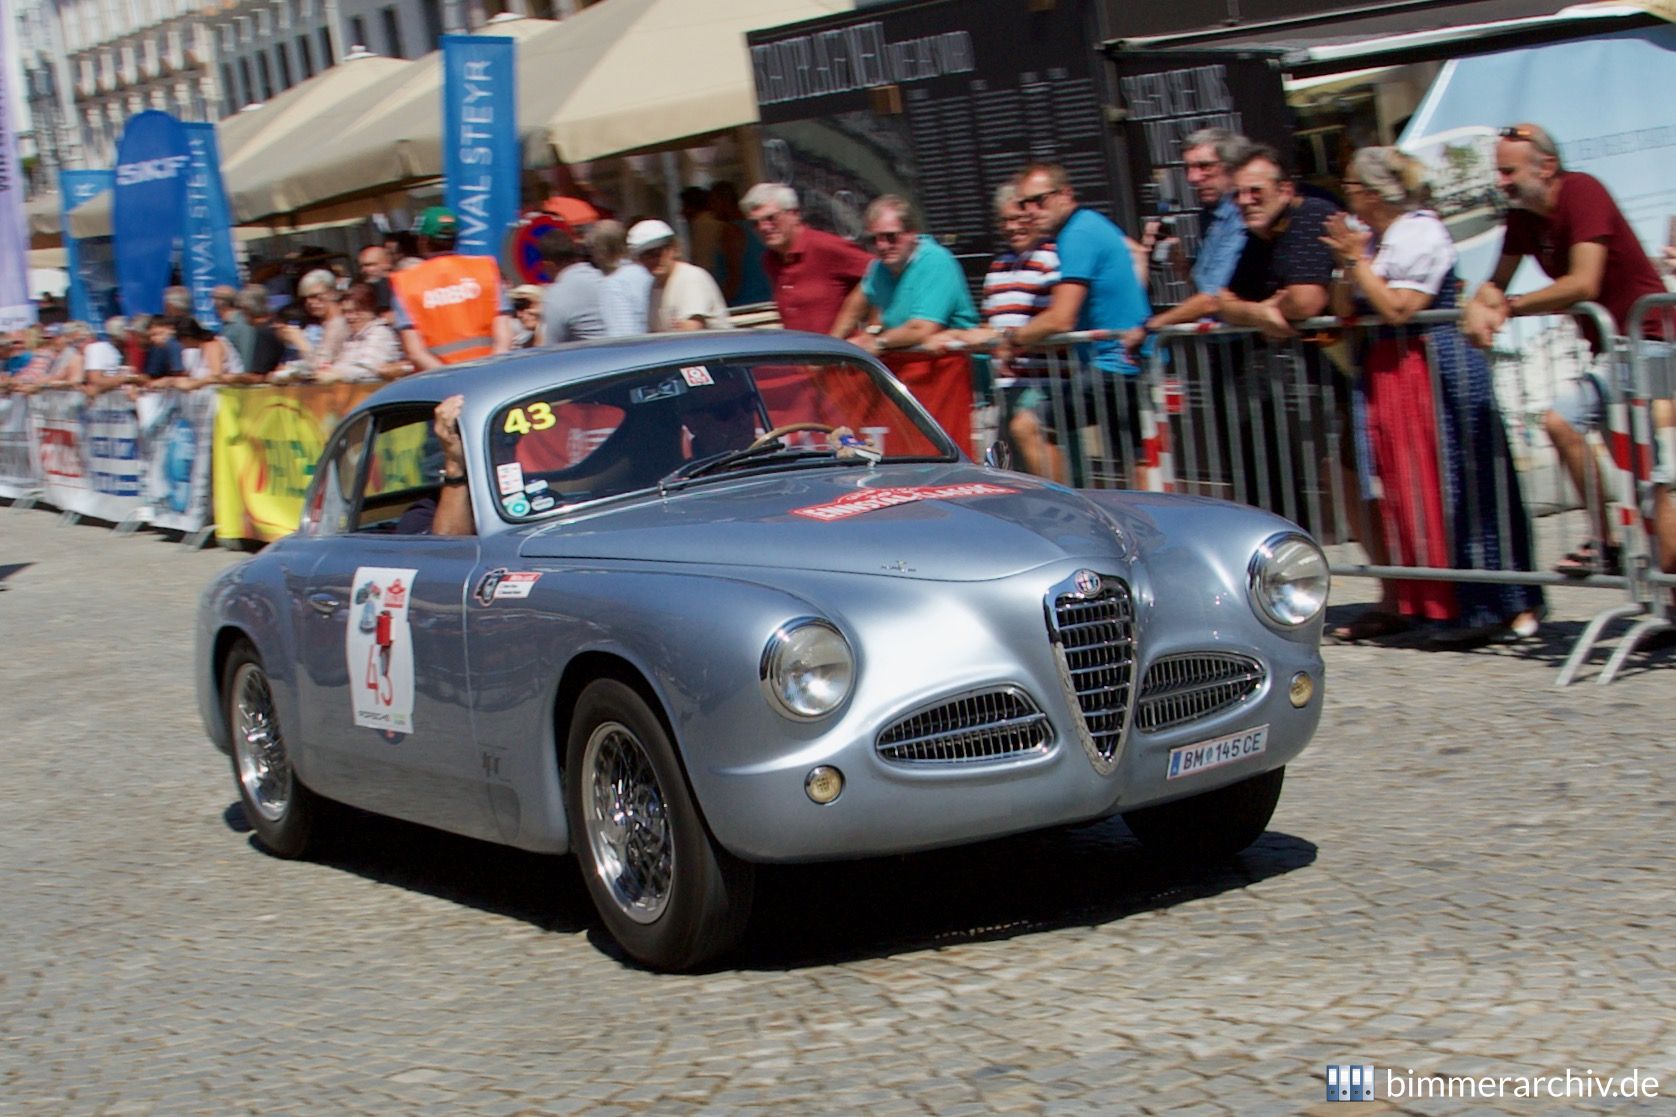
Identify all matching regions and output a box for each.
[2,510,1672,1116]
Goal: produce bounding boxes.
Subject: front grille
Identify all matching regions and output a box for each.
[1136,653,1265,733]
[876,687,1051,764]
[1049,575,1136,771]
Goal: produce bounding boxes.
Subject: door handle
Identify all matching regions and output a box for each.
[308,593,340,615]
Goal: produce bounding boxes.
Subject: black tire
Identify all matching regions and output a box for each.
[565,679,753,971]
[1122,766,1285,864]
[223,639,321,859]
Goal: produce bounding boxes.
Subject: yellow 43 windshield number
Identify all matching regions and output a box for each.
[503,401,556,435]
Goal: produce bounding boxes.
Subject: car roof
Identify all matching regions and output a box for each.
[352,330,872,414]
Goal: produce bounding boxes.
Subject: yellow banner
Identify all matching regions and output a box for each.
[213,383,381,542]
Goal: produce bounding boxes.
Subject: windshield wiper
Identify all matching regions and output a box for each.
[660,444,852,488]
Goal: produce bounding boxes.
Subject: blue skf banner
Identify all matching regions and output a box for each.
[183,123,241,330]
[113,110,191,316]
[1399,26,1676,298]
[60,169,115,325]
[442,35,519,259]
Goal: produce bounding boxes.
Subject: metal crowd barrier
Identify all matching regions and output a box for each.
[954,303,1667,684]
[1559,292,1676,684]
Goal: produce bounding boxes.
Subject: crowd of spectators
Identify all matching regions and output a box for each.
[8,133,1672,624]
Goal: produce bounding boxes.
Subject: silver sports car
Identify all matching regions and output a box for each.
[196,332,1328,970]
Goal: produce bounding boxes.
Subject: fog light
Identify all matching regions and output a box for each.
[1289,671,1314,708]
[805,766,844,804]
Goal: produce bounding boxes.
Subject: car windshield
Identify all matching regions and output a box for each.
[485,355,958,522]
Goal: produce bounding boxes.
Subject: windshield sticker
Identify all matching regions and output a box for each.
[496,461,525,495]
[525,478,549,494]
[680,365,714,386]
[491,571,542,600]
[630,378,686,405]
[791,483,1018,522]
[346,567,418,733]
[503,494,531,517]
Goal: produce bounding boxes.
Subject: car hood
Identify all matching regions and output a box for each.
[516,464,1145,581]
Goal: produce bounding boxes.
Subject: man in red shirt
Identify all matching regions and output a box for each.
[740,183,871,334]
[1464,123,1671,576]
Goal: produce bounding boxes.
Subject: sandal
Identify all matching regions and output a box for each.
[1555,540,1621,577]
[1327,611,1411,643]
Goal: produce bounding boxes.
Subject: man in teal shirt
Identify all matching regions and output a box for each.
[833,195,977,353]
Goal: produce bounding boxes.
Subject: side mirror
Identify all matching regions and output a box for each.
[983,439,1012,471]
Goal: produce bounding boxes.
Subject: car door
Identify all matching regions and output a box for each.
[294,402,495,839]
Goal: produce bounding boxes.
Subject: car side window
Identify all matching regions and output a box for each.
[358,406,444,533]
[305,415,372,538]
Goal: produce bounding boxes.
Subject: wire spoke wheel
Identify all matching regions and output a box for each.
[581,720,675,924]
[231,661,291,823]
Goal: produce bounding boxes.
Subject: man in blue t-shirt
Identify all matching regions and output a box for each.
[996,163,1155,485]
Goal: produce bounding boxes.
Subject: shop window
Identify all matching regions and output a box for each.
[381,7,402,58]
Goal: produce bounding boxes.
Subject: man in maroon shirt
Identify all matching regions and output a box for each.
[1464,122,1671,576]
[740,183,871,334]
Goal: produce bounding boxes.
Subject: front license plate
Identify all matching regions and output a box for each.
[1166,725,1269,780]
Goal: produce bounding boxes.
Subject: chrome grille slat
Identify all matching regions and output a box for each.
[877,687,1051,765]
[1047,575,1136,771]
[1136,652,1266,733]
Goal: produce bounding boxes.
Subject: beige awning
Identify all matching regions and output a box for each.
[530,0,854,164]
[232,16,564,222]
[237,0,851,222]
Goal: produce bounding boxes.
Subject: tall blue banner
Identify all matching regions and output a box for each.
[113,110,190,316]
[60,169,115,324]
[442,35,519,259]
[182,123,241,330]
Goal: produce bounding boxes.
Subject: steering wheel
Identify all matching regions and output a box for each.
[747,422,837,451]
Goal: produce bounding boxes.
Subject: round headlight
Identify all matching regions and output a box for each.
[760,619,855,720]
[1248,532,1330,627]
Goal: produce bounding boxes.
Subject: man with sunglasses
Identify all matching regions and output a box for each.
[1130,129,1251,344]
[831,196,978,454]
[1463,122,1669,577]
[741,183,872,334]
[831,195,976,352]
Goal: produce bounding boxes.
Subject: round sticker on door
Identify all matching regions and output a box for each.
[503,495,531,516]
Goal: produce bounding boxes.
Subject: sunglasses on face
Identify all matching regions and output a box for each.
[1184,159,1221,172]
[1017,188,1061,209]
[868,231,906,247]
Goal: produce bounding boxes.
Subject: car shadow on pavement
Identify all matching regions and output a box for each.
[0,561,33,590]
[226,800,594,934]
[225,803,1314,970]
[731,819,1317,971]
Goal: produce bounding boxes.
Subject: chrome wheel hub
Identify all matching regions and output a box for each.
[231,662,291,823]
[581,721,673,924]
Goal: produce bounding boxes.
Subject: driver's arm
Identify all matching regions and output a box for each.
[429,395,474,536]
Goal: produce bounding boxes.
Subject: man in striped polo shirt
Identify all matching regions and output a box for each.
[933,183,1061,476]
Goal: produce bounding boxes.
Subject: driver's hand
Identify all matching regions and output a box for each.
[434,394,466,469]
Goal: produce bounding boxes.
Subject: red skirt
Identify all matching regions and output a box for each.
[1365,339,1456,622]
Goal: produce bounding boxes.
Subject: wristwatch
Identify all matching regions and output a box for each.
[441,470,467,486]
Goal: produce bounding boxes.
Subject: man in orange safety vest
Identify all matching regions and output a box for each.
[390,206,514,369]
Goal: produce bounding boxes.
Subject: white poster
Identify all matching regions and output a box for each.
[344,566,419,732]
[139,389,217,532]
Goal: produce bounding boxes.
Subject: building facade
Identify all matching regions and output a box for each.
[13,0,586,194]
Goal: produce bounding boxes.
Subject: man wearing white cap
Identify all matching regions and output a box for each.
[628,220,732,332]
